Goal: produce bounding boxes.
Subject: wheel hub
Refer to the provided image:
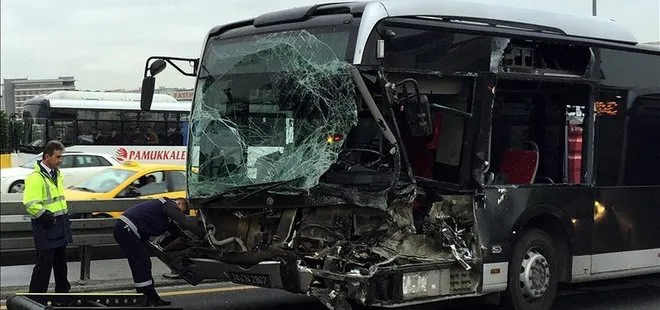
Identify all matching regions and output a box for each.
[10,183,25,193]
[519,248,550,300]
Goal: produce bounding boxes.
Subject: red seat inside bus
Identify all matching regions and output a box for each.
[498,141,539,184]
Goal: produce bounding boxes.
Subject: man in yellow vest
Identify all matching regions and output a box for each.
[23,140,72,293]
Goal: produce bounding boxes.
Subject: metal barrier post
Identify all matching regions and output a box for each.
[78,214,92,284]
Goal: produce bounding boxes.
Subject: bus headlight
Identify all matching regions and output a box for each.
[402,270,441,299]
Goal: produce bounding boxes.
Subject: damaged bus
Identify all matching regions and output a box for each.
[138,1,660,309]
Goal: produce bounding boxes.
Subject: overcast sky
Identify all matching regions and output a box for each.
[2,0,659,90]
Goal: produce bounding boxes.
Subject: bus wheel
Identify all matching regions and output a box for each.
[502,229,558,310]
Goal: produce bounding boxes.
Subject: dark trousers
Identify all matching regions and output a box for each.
[113,221,154,289]
[29,246,71,293]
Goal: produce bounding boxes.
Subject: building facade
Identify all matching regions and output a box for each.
[2,77,76,114]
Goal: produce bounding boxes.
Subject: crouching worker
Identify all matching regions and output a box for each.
[113,197,205,306]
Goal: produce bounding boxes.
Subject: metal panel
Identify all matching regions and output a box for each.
[0,199,141,215]
[0,218,118,232]
[0,245,124,267]
[1,235,117,250]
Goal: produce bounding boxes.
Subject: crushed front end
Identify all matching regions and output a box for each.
[154,196,483,309]
[151,27,486,310]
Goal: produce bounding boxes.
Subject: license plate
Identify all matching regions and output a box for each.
[226,272,271,287]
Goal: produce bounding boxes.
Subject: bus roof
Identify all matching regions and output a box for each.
[374,0,638,44]
[45,90,178,102]
[242,0,639,45]
[26,97,191,112]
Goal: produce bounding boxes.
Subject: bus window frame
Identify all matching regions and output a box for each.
[44,106,190,147]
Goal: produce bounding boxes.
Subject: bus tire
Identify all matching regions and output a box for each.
[501,228,559,310]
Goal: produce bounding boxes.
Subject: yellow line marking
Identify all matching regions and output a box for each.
[159,285,256,297]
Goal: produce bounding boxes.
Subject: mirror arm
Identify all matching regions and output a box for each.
[145,56,199,77]
[164,58,199,77]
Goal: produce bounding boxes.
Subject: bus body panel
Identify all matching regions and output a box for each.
[591,186,660,273]
[476,186,594,277]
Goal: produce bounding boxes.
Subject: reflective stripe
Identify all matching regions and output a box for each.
[120,215,141,239]
[24,200,42,209]
[158,197,166,204]
[39,173,53,203]
[52,209,68,216]
[134,280,153,288]
[25,196,65,206]
[27,208,68,219]
[50,196,66,203]
[32,207,47,218]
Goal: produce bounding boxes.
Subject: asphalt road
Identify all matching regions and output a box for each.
[157,274,660,310]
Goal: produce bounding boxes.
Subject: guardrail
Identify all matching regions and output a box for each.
[0,194,152,284]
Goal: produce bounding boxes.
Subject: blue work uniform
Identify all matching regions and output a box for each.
[113,197,204,305]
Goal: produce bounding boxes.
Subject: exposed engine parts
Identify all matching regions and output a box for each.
[423,196,476,270]
[156,193,480,310]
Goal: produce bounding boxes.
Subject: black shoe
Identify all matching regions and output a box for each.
[147,297,172,306]
[142,285,172,306]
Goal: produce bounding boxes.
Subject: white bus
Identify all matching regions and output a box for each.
[14,91,190,166]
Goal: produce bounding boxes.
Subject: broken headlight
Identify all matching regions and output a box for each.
[402,270,441,300]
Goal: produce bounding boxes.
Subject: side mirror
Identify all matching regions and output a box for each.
[141,76,155,111]
[140,59,167,112]
[404,94,433,137]
[149,59,167,76]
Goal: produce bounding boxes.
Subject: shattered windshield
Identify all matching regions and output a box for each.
[188,29,360,198]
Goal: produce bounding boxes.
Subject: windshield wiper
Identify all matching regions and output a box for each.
[71,186,96,193]
[199,177,305,206]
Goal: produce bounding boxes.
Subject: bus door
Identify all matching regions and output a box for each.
[591,88,660,275]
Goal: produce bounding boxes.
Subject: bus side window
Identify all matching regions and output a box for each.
[141,112,167,145]
[622,94,660,186]
[76,120,97,145]
[594,90,627,186]
[166,112,186,146]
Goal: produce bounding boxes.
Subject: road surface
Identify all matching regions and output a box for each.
[158,274,660,309]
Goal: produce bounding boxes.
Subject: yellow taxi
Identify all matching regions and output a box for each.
[65,161,187,218]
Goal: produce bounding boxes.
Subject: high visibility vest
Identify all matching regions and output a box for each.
[22,162,68,218]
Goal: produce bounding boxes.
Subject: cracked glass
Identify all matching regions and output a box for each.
[188,29,359,198]
[490,37,510,72]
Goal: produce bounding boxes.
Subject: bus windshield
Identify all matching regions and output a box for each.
[188,27,360,198]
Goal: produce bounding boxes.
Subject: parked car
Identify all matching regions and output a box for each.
[64,161,187,218]
[0,151,122,193]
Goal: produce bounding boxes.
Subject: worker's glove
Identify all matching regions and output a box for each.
[38,210,56,227]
